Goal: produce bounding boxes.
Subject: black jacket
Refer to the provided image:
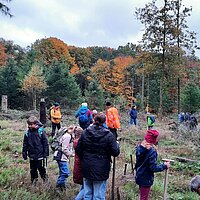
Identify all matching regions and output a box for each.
[75,124,120,181]
[22,128,49,160]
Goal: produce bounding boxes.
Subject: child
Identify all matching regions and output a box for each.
[53,126,74,191]
[135,129,170,200]
[22,116,49,185]
[73,126,84,200]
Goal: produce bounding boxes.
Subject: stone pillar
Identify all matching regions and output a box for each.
[1,95,8,113]
[40,98,46,125]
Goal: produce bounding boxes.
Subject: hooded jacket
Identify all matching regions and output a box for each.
[22,126,49,160]
[135,144,167,187]
[53,132,73,162]
[75,106,93,129]
[50,106,62,124]
[75,124,120,181]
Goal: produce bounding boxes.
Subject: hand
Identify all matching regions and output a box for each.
[23,156,27,160]
[164,161,170,169]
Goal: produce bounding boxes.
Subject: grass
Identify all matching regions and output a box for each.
[0,109,200,199]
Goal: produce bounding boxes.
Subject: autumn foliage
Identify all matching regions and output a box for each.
[0,43,7,67]
[92,56,137,103]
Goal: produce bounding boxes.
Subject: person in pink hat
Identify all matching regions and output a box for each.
[135,130,170,200]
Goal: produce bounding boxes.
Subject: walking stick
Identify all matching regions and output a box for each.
[111,156,116,200]
[162,159,174,200]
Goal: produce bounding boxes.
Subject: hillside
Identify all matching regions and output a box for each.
[0,110,200,200]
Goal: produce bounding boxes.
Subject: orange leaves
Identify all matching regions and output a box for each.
[32,37,76,69]
[0,43,7,67]
[92,56,136,99]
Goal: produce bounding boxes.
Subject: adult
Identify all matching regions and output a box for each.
[73,126,84,200]
[50,102,62,137]
[105,101,120,140]
[135,129,170,200]
[129,105,138,127]
[75,113,120,200]
[75,102,93,130]
[189,175,200,195]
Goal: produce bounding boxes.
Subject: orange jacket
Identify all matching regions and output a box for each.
[106,107,120,129]
[50,107,62,124]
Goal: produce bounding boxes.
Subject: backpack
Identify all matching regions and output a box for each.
[25,127,44,138]
[150,116,155,123]
[48,106,54,120]
[51,127,68,151]
[79,110,89,124]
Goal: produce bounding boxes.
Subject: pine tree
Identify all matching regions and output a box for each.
[45,62,82,108]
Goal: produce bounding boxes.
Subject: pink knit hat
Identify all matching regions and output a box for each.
[145,130,159,144]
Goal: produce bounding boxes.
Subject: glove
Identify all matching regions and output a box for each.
[22,153,27,160]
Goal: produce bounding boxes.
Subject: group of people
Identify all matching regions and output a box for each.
[129,105,155,130]
[22,102,200,200]
[178,112,198,130]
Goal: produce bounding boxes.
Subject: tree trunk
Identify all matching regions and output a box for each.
[141,73,145,109]
[33,92,37,111]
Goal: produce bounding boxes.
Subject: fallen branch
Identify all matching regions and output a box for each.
[172,156,200,163]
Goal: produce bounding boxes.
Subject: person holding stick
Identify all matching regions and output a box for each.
[135,129,170,200]
[75,113,120,199]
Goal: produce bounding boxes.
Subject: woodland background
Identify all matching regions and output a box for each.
[1,0,200,114]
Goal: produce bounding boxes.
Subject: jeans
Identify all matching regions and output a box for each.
[130,118,137,126]
[56,161,70,187]
[84,178,107,200]
[75,185,84,200]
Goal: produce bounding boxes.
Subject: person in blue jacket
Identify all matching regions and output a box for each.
[75,113,120,199]
[75,102,93,130]
[129,105,138,126]
[135,129,170,200]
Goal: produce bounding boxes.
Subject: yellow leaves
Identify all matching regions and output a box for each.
[22,64,47,95]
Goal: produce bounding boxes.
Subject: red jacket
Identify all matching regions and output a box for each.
[73,138,83,185]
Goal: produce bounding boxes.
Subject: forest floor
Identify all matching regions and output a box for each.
[0,109,200,200]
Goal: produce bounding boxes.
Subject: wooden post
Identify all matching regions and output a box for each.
[124,163,128,175]
[130,154,134,175]
[40,98,46,125]
[1,95,8,113]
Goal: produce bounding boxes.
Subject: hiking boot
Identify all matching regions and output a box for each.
[31,178,38,186]
[56,184,66,193]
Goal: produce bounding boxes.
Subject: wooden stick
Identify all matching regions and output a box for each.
[162,159,175,200]
[130,154,134,175]
[124,163,127,175]
[111,157,116,200]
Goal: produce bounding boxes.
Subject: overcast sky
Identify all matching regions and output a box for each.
[1,0,200,57]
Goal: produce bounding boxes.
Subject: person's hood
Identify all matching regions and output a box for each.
[85,125,109,142]
[136,144,149,159]
[80,106,88,113]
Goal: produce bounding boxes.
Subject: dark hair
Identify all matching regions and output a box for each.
[106,102,112,106]
[94,113,106,126]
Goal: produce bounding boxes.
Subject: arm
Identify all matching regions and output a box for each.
[42,131,49,157]
[108,133,120,157]
[148,150,167,173]
[22,134,28,160]
[62,134,73,157]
